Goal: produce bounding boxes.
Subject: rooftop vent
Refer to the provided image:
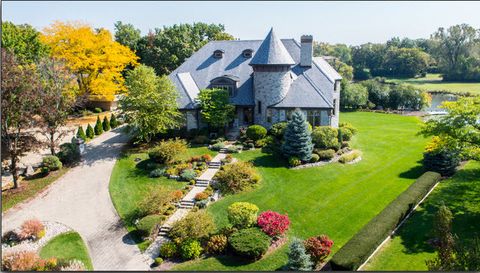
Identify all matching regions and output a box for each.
[243,49,253,58]
[213,49,224,59]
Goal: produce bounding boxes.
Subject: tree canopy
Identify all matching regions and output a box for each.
[197,88,235,129]
[1,21,49,64]
[114,21,142,51]
[136,22,234,75]
[120,64,181,143]
[41,21,138,102]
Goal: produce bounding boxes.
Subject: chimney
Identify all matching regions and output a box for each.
[300,35,313,67]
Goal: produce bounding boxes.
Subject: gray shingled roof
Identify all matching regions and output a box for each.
[249,28,295,66]
[169,32,339,110]
[313,57,342,82]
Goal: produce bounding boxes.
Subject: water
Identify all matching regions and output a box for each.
[425,93,458,115]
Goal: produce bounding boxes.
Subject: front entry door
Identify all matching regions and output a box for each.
[243,108,253,125]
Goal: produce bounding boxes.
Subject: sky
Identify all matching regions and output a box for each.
[3,1,480,45]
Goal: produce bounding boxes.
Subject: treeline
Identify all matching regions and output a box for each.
[315,23,480,82]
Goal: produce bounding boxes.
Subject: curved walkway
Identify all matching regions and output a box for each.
[2,127,150,270]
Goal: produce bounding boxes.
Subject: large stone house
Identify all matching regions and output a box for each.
[169,28,342,130]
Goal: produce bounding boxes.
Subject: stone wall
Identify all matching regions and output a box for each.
[253,71,292,127]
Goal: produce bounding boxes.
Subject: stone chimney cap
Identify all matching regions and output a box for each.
[301,35,313,43]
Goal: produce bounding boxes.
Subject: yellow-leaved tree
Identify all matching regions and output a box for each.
[41,21,138,102]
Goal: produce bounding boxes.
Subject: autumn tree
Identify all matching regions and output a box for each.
[37,58,77,155]
[197,88,235,130]
[1,21,49,64]
[41,21,138,103]
[120,65,181,143]
[136,23,234,75]
[1,49,42,188]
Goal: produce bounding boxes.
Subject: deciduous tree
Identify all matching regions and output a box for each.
[1,21,49,64]
[197,88,235,130]
[120,65,181,143]
[41,21,138,102]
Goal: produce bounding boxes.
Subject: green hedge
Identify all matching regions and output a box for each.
[330,171,441,271]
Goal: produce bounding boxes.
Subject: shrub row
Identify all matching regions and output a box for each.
[330,171,441,270]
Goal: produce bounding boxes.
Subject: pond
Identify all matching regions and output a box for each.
[425,93,458,114]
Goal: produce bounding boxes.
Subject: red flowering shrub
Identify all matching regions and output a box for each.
[257,210,290,237]
[2,251,40,271]
[304,235,334,264]
[170,190,183,202]
[202,154,212,162]
[19,219,45,240]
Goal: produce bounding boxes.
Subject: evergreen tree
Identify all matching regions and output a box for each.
[76,126,87,141]
[282,110,313,162]
[110,113,118,128]
[86,124,95,139]
[94,116,103,135]
[426,204,456,271]
[286,237,314,271]
[102,116,111,131]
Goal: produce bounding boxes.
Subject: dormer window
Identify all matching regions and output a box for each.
[243,49,253,58]
[213,49,224,59]
[210,75,239,97]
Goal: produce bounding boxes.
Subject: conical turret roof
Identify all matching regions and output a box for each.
[250,28,295,66]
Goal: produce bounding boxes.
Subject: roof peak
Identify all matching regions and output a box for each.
[249,28,295,66]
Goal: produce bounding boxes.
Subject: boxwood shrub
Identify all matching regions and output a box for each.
[329,171,441,270]
[228,227,271,260]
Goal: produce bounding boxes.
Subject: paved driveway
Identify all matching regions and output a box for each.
[2,127,150,270]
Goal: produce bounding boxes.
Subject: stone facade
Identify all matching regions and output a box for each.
[253,69,293,126]
[331,80,341,128]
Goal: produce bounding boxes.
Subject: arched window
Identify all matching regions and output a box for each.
[210,75,239,97]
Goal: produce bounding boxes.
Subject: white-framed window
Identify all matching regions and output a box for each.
[212,84,235,97]
[306,110,322,127]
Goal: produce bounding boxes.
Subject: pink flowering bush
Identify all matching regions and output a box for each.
[256,210,290,237]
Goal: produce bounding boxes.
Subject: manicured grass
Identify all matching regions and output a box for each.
[363,160,480,271]
[2,168,70,212]
[173,112,430,271]
[109,146,216,250]
[40,231,93,270]
[385,73,480,95]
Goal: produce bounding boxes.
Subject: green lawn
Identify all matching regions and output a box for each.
[2,168,70,212]
[363,160,480,271]
[385,73,480,95]
[40,231,93,270]
[109,145,216,250]
[173,112,430,271]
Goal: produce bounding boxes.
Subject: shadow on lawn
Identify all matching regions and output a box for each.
[396,166,480,255]
[213,254,257,267]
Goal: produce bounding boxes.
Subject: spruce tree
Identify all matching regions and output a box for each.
[76,126,87,141]
[102,116,111,131]
[282,110,313,162]
[94,116,103,135]
[86,124,95,139]
[110,113,118,128]
[286,237,313,271]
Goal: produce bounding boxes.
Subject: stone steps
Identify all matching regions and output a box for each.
[158,225,171,237]
[195,179,210,187]
[219,148,227,153]
[208,161,221,169]
[178,200,194,209]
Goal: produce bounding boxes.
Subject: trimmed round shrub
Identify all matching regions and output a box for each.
[338,150,362,163]
[339,122,357,134]
[93,107,102,113]
[288,156,301,167]
[205,234,228,254]
[269,122,288,140]
[159,241,178,259]
[304,235,334,264]
[169,211,215,243]
[228,228,271,260]
[179,239,203,260]
[423,137,460,176]
[149,168,166,178]
[210,142,225,151]
[227,202,259,229]
[257,210,290,237]
[338,127,353,141]
[315,149,336,161]
[214,162,261,195]
[312,126,339,150]
[42,156,62,171]
[154,257,163,266]
[57,143,80,165]
[246,125,267,141]
[180,168,196,181]
[148,139,187,164]
[136,215,164,237]
[194,192,209,201]
[310,154,320,163]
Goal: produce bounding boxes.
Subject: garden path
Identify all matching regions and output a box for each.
[1,127,150,270]
[143,148,228,263]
